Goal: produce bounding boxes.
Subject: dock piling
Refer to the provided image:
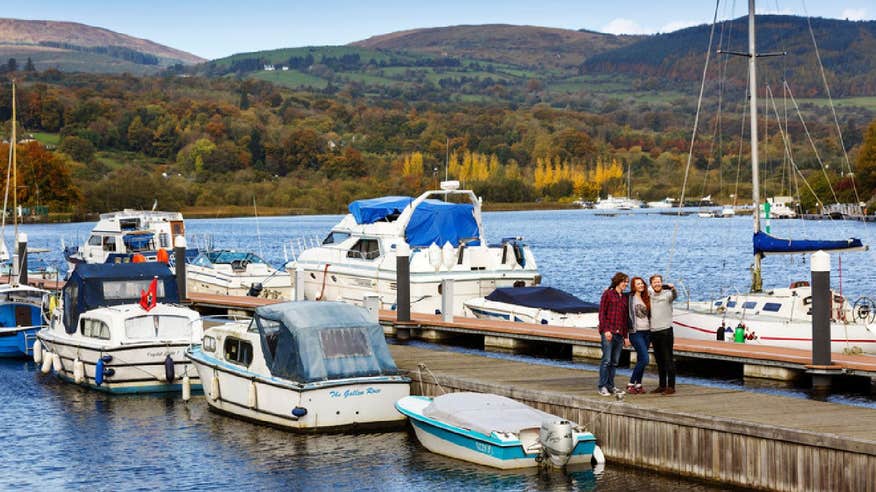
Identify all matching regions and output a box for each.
[811,250,832,391]
[16,232,27,286]
[441,279,454,322]
[174,235,187,301]
[396,243,410,323]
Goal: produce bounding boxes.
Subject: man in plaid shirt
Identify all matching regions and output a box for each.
[597,272,630,396]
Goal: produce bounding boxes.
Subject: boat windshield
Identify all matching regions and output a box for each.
[125,315,191,340]
[205,251,266,265]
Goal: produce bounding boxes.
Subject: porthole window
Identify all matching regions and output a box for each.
[742,301,757,309]
[763,303,782,312]
[224,337,253,366]
[203,335,217,352]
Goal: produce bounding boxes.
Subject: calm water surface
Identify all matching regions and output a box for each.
[4,209,874,490]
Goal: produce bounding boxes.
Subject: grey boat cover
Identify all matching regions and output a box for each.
[253,301,400,383]
[422,392,566,436]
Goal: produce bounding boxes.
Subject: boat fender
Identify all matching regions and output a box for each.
[592,445,606,465]
[210,373,220,401]
[95,358,105,386]
[40,351,53,374]
[716,324,725,341]
[182,374,191,401]
[33,339,42,364]
[248,381,258,408]
[101,354,113,363]
[164,355,175,383]
[73,358,85,384]
[51,353,62,373]
[291,406,307,418]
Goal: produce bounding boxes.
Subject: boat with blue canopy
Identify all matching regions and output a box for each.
[286,181,541,316]
[465,286,599,328]
[36,262,203,393]
[186,301,410,431]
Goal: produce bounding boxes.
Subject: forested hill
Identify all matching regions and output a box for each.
[583,15,876,97]
[352,24,640,70]
[0,18,204,74]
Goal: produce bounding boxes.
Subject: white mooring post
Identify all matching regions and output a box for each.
[441,279,454,322]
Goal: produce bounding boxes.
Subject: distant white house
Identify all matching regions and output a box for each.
[264,64,275,71]
[281,66,289,71]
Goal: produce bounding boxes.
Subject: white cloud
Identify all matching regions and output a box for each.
[601,18,647,35]
[659,20,700,33]
[841,8,867,21]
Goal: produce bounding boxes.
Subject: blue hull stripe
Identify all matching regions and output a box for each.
[56,372,204,394]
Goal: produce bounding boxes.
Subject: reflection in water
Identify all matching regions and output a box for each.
[2,360,730,491]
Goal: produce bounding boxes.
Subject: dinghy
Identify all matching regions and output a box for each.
[396,392,602,469]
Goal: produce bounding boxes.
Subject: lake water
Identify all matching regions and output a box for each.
[3,209,874,490]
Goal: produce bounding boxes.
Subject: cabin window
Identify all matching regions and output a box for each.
[103,280,166,300]
[87,235,102,246]
[254,316,282,360]
[726,301,737,308]
[224,337,253,366]
[714,301,723,307]
[80,318,110,340]
[125,315,191,340]
[742,301,757,309]
[158,233,170,248]
[346,239,380,260]
[203,335,217,352]
[102,236,117,252]
[763,303,782,312]
[322,231,350,245]
[320,328,372,358]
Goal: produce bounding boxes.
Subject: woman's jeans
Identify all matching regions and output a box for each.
[628,331,651,385]
[598,332,624,390]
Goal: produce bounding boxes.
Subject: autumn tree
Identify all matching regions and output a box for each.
[856,119,876,198]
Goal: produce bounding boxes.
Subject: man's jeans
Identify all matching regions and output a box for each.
[598,332,624,390]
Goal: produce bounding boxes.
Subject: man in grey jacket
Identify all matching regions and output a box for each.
[649,274,677,395]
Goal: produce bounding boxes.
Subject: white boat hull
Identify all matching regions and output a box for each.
[464,298,598,328]
[188,348,409,431]
[37,333,200,393]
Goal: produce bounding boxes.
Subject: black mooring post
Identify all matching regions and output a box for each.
[17,232,27,286]
[174,235,187,301]
[396,243,410,323]
[811,250,832,390]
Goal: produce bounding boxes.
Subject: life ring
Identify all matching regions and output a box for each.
[789,280,810,289]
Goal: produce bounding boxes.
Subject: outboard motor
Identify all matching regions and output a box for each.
[247,282,264,297]
[539,420,575,467]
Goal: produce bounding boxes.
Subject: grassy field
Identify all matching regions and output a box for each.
[796,97,876,111]
[250,70,328,89]
[31,132,60,146]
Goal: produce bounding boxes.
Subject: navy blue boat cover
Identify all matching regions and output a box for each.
[348,196,480,247]
[62,263,179,334]
[753,231,865,255]
[485,287,599,314]
[254,301,400,383]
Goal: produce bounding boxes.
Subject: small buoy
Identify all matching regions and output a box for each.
[40,351,53,374]
[248,381,257,408]
[210,373,220,401]
[592,445,606,465]
[95,358,105,386]
[73,358,85,384]
[182,374,191,401]
[33,340,42,364]
[164,355,175,383]
[51,353,62,373]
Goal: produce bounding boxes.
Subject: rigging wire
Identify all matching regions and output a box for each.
[668,0,722,278]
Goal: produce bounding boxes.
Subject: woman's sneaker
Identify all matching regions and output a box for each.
[612,387,626,395]
[598,387,612,396]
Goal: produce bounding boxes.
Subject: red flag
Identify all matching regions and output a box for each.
[140,276,158,311]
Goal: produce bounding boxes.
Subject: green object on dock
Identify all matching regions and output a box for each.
[734,323,746,343]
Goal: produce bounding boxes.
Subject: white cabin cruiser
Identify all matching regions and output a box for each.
[65,209,185,269]
[593,195,641,210]
[36,263,203,393]
[186,250,293,299]
[396,393,601,469]
[286,182,541,315]
[464,287,599,328]
[186,301,410,431]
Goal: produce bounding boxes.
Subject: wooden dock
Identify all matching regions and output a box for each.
[185,293,876,384]
[390,343,876,491]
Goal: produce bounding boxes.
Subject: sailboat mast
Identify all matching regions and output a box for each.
[10,81,18,283]
[749,0,763,292]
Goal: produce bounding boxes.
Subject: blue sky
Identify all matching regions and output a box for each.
[4,1,874,60]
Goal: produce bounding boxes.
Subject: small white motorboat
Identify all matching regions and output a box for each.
[396,392,602,469]
[186,249,293,299]
[186,301,410,431]
[464,286,599,328]
[36,263,203,393]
